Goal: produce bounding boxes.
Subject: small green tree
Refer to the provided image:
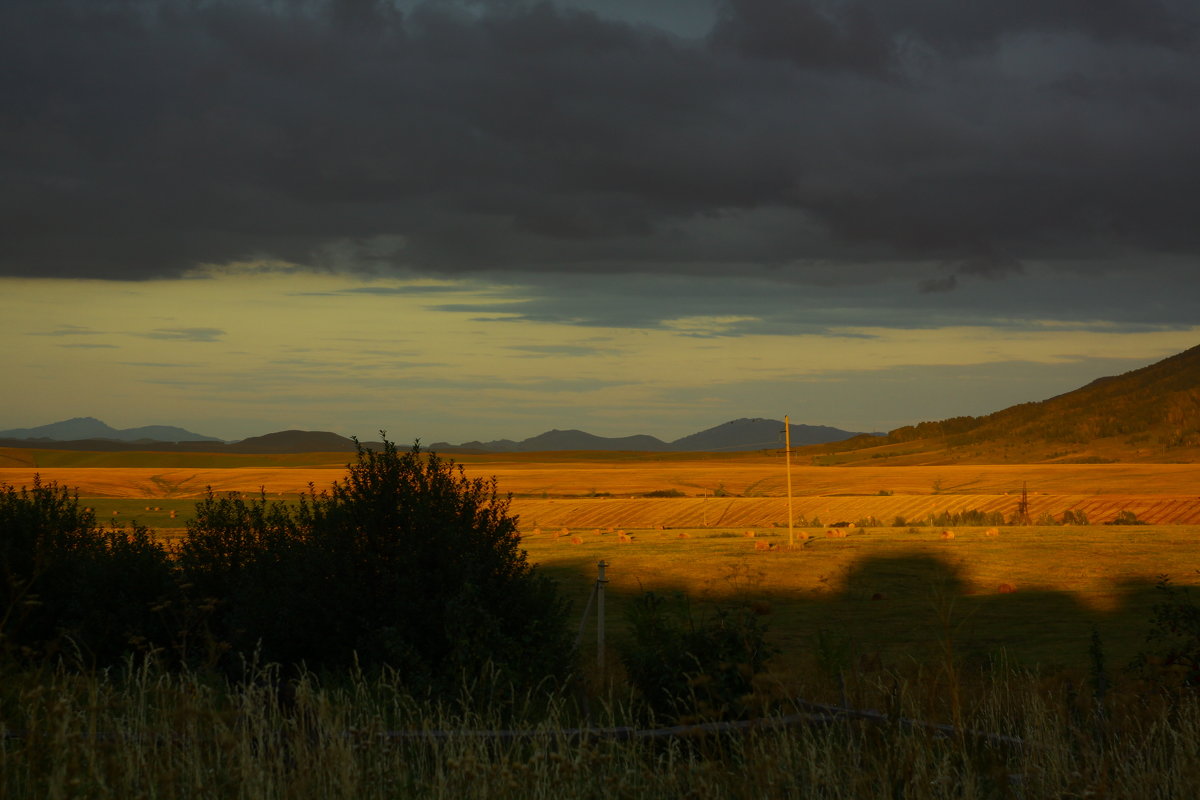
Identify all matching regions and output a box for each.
[181,440,572,689]
[0,478,175,664]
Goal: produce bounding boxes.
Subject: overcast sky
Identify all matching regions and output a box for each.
[3,0,1198,443]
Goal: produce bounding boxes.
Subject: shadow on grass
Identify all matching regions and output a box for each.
[537,549,1169,674]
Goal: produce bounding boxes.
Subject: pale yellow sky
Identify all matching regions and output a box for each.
[4,272,1198,442]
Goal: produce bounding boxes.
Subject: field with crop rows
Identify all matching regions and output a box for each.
[5,449,1200,667]
[6,456,1200,524]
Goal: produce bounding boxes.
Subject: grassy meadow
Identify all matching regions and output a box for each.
[5,449,1200,797]
[4,447,1199,668]
[521,523,1200,671]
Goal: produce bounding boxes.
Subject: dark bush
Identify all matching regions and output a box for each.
[180,440,572,688]
[1133,575,1200,688]
[620,591,776,723]
[0,478,175,665]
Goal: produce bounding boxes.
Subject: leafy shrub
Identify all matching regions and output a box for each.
[0,478,175,665]
[620,591,776,723]
[641,489,685,498]
[1134,575,1200,688]
[180,440,572,688]
[1107,509,1146,525]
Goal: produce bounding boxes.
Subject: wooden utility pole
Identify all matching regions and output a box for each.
[596,560,608,675]
[784,415,795,548]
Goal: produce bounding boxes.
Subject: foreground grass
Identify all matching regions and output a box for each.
[2,660,1199,799]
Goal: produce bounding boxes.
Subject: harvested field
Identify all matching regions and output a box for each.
[521,524,1200,667]
[0,466,346,498]
[4,449,1200,668]
[5,458,1200,523]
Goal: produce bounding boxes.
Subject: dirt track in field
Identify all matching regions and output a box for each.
[3,460,1199,524]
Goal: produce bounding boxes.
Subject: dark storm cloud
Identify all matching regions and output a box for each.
[3,0,1198,316]
[427,262,1200,333]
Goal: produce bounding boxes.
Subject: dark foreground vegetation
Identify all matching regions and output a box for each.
[0,441,571,690]
[5,444,1200,797]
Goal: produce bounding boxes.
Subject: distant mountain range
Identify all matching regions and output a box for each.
[0,417,222,443]
[431,418,870,453]
[0,417,868,454]
[5,343,1198,461]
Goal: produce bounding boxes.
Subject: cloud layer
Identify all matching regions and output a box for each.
[4,0,1198,306]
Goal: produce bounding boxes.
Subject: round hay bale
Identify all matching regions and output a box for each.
[532,527,542,536]
[985,527,1000,537]
[570,536,583,545]
[754,540,771,550]
[743,530,755,537]
[677,532,690,538]
[998,583,1016,594]
[940,529,955,539]
[870,592,885,601]
[825,529,846,538]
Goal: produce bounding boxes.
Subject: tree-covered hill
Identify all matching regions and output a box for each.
[816,344,1200,464]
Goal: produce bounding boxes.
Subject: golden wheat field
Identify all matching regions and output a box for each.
[5,456,1200,525]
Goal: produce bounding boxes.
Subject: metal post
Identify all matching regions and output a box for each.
[596,560,608,675]
[785,414,795,548]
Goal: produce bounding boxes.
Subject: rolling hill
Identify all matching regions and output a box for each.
[815,344,1200,465]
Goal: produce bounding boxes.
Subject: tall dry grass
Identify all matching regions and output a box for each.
[3,658,1199,799]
